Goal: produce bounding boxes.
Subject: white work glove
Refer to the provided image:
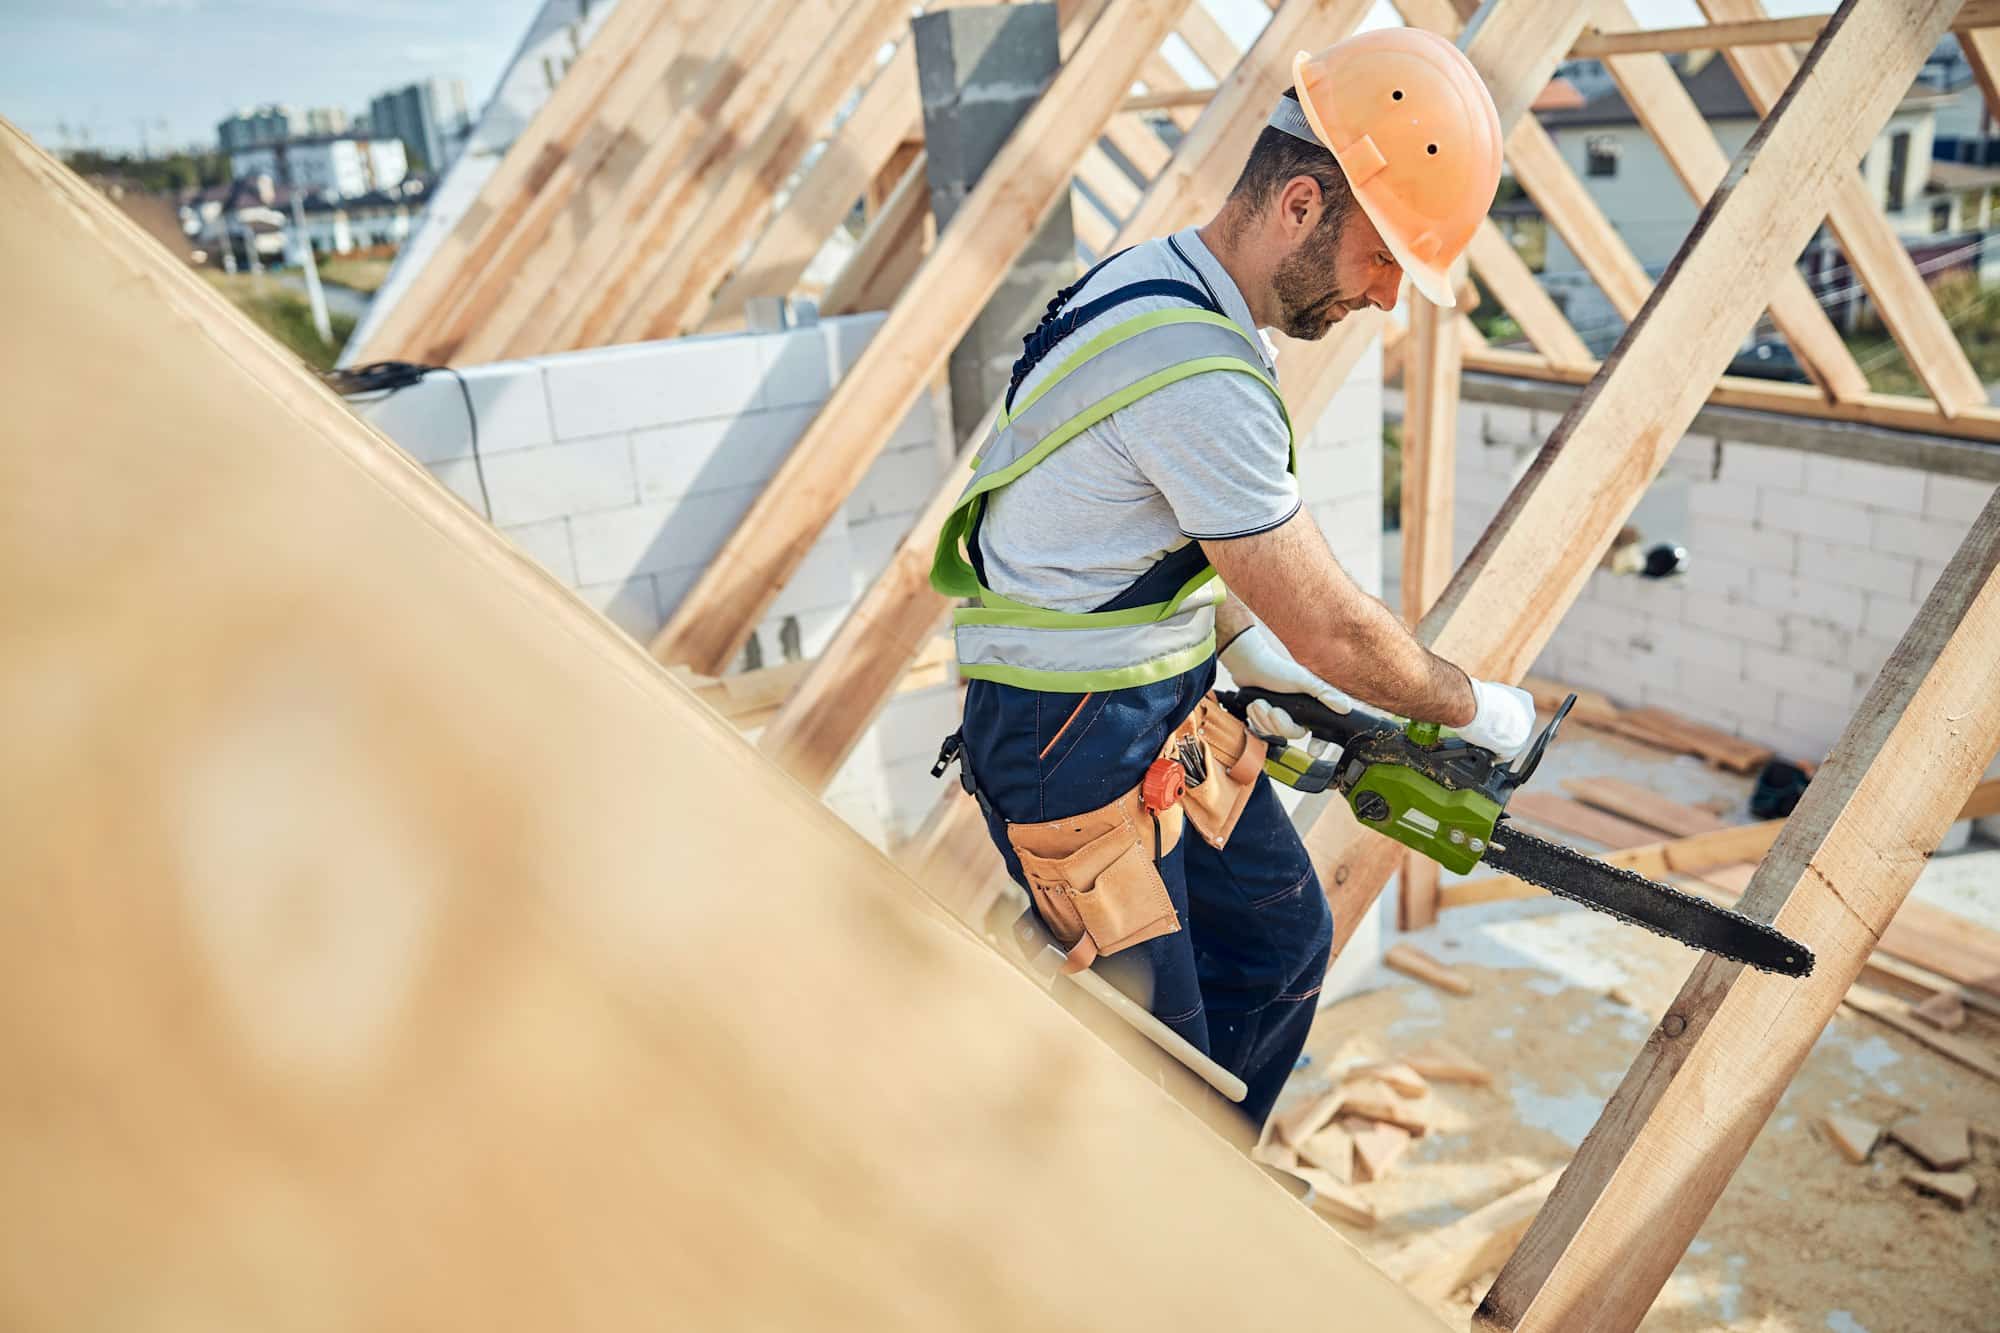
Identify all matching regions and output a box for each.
[1458,678,1537,761]
[1220,625,1356,748]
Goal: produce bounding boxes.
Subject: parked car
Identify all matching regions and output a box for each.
[1727,337,1809,383]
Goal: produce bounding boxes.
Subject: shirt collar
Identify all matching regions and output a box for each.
[1168,226,1278,372]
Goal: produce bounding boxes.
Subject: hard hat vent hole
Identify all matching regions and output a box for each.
[1392,89,1403,100]
[1427,144,1438,155]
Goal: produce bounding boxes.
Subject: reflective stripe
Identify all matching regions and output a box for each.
[928,301,1293,691]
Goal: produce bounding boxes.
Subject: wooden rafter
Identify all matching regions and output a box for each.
[343,0,689,365]
[1586,0,1870,400]
[3,123,1460,1333]
[1697,0,1986,417]
[423,0,792,365]
[1463,221,1594,368]
[1568,0,2000,58]
[649,0,1201,678]
[1301,0,1965,986]
[521,0,896,357]
[819,153,933,317]
[754,0,1378,797]
[1481,495,2000,1329]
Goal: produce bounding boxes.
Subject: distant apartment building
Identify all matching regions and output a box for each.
[217,105,296,153]
[229,135,408,200]
[367,78,470,173]
[217,103,351,152]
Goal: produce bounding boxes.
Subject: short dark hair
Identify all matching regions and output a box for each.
[1224,90,1354,232]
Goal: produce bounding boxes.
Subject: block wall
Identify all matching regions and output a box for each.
[1400,382,1995,764]
[354,313,956,846]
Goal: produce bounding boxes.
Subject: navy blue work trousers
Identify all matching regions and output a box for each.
[961,658,1334,1128]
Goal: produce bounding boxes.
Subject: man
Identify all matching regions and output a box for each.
[928,29,1533,1128]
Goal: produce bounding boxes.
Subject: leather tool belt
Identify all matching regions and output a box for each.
[1004,693,1269,974]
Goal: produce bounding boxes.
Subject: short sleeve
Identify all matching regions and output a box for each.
[1107,367,1299,541]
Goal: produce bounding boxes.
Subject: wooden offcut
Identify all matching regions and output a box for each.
[1382,1170,1563,1304]
[1562,778,1725,837]
[1903,1170,1979,1209]
[1820,1114,1881,1165]
[1386,944,1474,996]
[1506,793,1664,849]
[1888,1115,1973,1171]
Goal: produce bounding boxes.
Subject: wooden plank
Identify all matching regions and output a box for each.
[1399,288,1461,931]
[1382,1170,1564,1303]
[1903,1170,1980,1208]
[1102,113,1174,180]
[698,27,927,329]
[819,152,933,316]
[429,0,805,364]
[1385,944,1473,996]
[1071,186,1119,256]
[650,0,1199,678]
[0,121,1463,1333]
[1561,777,1725,837]
[1569,1,2000,58]
[750,0,1377,798]
[1697,0,1986,418]
[1174,0,1247,79]
[342,0,685,365]
[1506,793,1665,850]
[1845,986,2000,1085]
[525,0,891,357]
[1589,0,1869,401]
[1481,272,2000,1333]
[1520,675,1618,728]
[1861,951,2000,1018]
[1463,343,2000,445]
[1608,706,1773,772]
[627,0,935,342]
[1304,0,1952,969]
[1077,143,1144,223]
[1463,220,1595,370]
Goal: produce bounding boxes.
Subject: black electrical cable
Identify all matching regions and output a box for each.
[323,360,492,521]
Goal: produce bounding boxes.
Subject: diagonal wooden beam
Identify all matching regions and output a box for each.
[417,0,790,365]
[1480,498,2000,1329]
[1568,0,2000,58]
[1697,0,1985,416]
[636,0,958,342]
[819,153,933,316]
[513,0,881,358]
[650,0,1199,677]
[1588,0,1870,400]
[753,0,1377,793]
[343,0,688,365]
[1464,220,1595,368]
[1963,24,2000,116]
[1301,0,1967,977]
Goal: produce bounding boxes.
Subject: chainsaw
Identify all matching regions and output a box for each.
[1216,687,1814,978]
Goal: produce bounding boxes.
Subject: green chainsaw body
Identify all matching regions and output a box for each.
[1231,687,1569,874]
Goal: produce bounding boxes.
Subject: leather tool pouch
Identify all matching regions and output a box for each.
[1174,694,1268,851]
[1006,789,1182,975]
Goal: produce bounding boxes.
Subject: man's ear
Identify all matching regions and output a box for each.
[1279,175,1322,238]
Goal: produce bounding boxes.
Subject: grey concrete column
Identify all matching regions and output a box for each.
[913,3,1078,443]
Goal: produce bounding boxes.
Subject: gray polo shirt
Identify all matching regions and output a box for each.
[975,227,1298,615]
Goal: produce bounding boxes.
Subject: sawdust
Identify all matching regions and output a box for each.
[1274,907,2000,1332]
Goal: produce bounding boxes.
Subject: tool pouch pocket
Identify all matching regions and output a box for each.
[1177,694,1268,851]
[1007,791,1180,975]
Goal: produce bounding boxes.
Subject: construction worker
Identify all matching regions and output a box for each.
[929,30,1534,1129]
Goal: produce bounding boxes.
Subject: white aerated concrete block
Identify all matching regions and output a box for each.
[1689,517,1795,573]
[543,337,766,438]
[1872,510,1970,564]
[1680,589,1784,649]
[500,518,577,584]
[1793,538,1917,599]
[1687,478,1758,523]
[1925,473,1995,523]
[821,311,888,378]
[756,326,835,409]
[1803,453,1927,513]
[1756,489,1872,544]
[630,407,816,502]
[1745,569,1864,626]
[577,575,662,641]
[479,433,638,527]
[568,483,766,586]
[1861,592,1924,641]
[1744,646,1854,708]
[1719,441,1805,490]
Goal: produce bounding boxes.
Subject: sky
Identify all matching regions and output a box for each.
[1,0,1834,156]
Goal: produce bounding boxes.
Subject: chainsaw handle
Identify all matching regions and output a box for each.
[1219,687,1382,748]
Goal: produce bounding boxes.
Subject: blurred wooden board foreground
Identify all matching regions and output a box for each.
[0,124,1445,1333]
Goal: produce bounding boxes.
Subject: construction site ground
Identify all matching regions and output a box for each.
[1274,724,2000,1333]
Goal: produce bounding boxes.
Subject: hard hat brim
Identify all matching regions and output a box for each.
[1347,185,1456,309]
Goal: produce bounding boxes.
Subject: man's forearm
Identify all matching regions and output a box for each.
[1205,517,1475,726]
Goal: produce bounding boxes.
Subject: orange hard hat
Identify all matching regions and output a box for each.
[1289,29,1501,308]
